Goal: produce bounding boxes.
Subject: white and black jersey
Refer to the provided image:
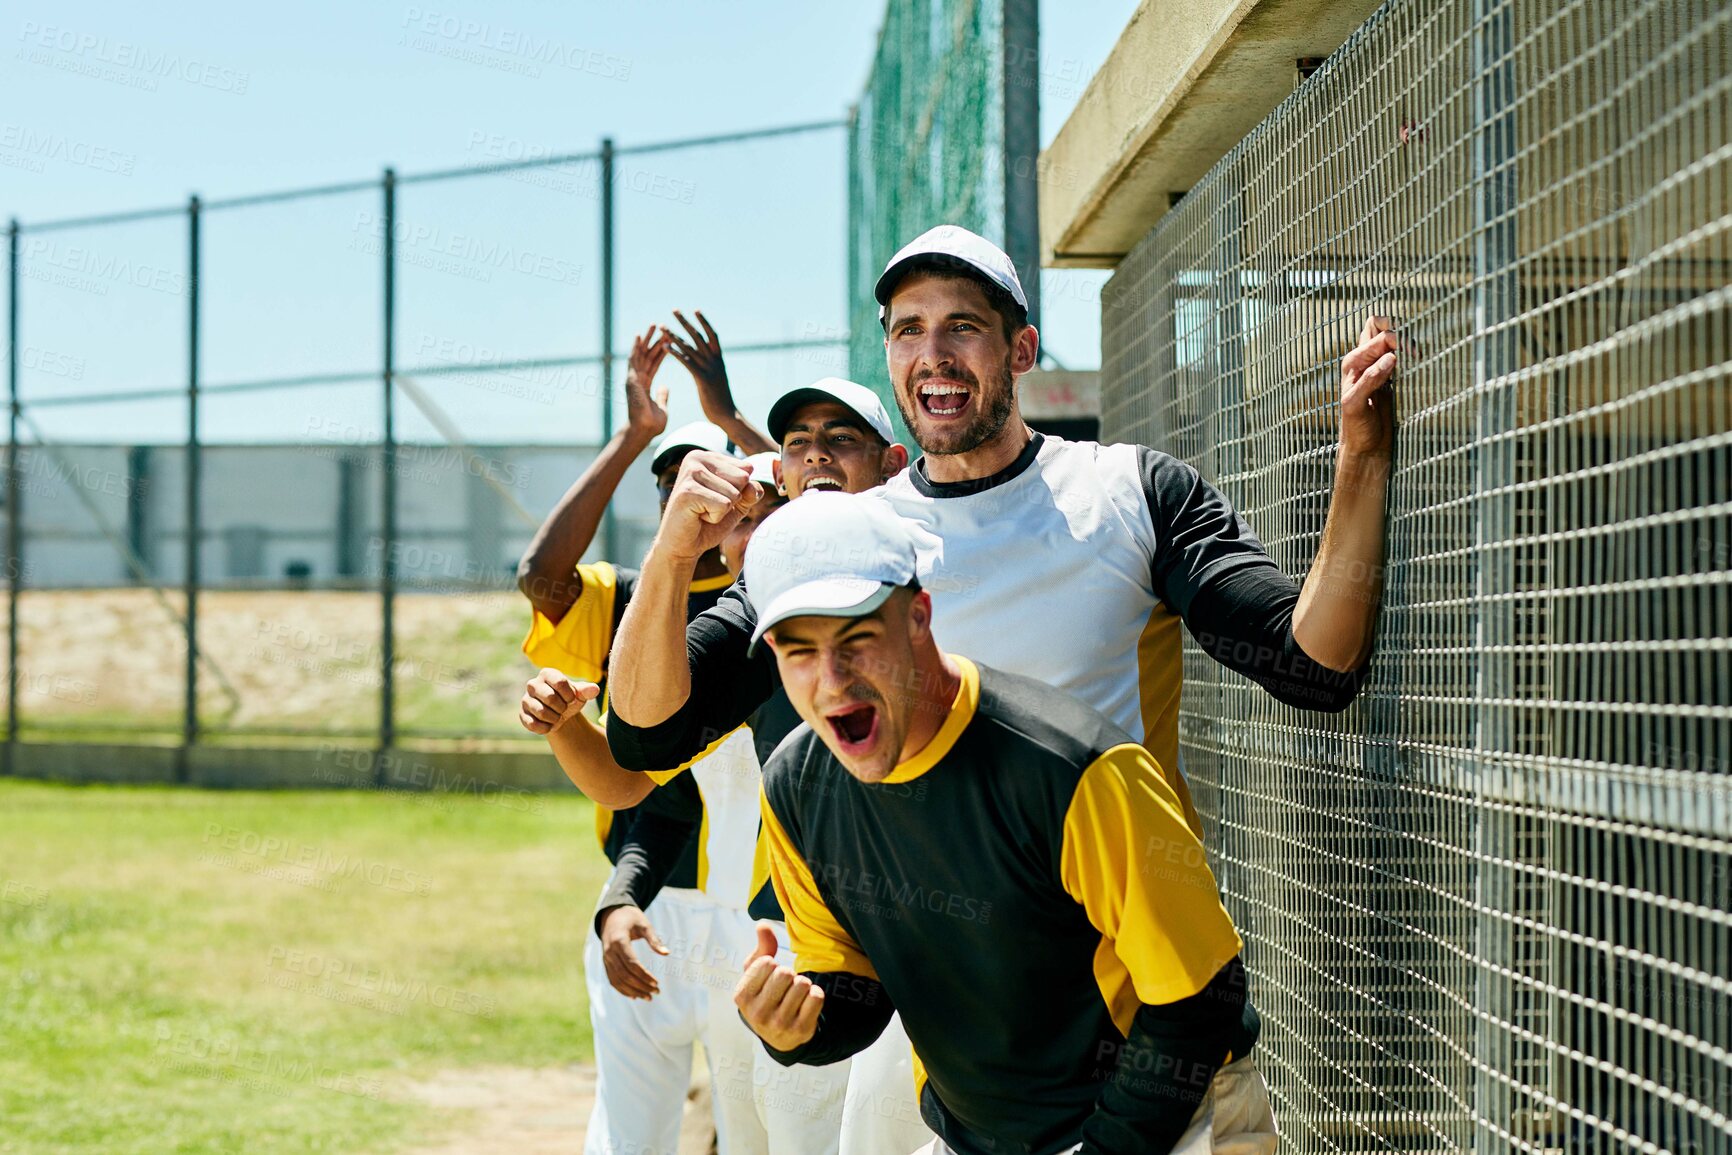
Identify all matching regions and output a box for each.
[608,433,1367,798]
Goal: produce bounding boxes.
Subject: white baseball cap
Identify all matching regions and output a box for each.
[743,451,779,489]
[649,421,732,475]
[744,491,919,653]
[766,378,897,447]
[874,225,1028,322]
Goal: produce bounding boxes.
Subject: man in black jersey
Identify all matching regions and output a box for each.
[736,491,1276,1155]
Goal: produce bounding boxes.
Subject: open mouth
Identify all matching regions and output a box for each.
[917,380,972,420]
[824,702,880,754]
[801,474,844,492]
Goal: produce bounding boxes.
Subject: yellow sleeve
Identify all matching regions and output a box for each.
[1060,743,1243,1007]
[760,789,877,979]
[521,562,620,681]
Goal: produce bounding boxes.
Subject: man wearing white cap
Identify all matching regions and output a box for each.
[516,324,787,1154]
[607,228,1397,1149]
[736,490,1277,1155]
[585,380,924,1152]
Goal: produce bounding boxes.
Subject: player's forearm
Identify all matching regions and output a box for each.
[607,539,701,727]
[1293,450,1390,672]
[1080,959,1260,1154]
[593,813,693,936]
[707,407,777,456]
[546,715,654,809]
[517,426,655,619]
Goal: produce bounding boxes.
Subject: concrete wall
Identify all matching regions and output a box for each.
[9,741,577,793]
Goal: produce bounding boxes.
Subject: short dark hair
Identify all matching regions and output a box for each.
[878,258,1028,337]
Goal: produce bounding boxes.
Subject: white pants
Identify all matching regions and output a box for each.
[584,888,767,1155]
[841,1012,937,1155]
[584,890,849,1155]
[906,1054,1278,1155]
[701,910,851,1154]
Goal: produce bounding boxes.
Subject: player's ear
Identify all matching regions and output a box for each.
[771,456,786,496]
[907,589,933,641]
[1010,323,1039,376]
[881,443,909,480]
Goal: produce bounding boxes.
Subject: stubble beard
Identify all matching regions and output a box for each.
[896,359,1017,458]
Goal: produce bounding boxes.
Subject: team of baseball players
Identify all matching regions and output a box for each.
[517,225,1399,1154]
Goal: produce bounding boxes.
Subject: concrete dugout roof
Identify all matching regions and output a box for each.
[1041,0,1383,269]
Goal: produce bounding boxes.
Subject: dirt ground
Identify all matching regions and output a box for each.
[395,1060,715,1155]
[10,588,529,739]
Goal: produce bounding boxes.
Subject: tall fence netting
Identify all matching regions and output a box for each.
[1099,0,1729,1149]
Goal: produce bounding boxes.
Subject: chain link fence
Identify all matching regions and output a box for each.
[1100,0,1728,1149]
[847,0,1040,428]
[3,119,850,757]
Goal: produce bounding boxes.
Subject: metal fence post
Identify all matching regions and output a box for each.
[1002,0,1040,331]
[380,168,397,762]
[5,220,18,771]
[1470,0,1519,1142]
[181,196,202,781]
[599,137,617,563]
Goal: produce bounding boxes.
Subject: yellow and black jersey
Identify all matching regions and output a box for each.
[760,657,1260,1155]
[598,688,804,926]
[520,560,733,879]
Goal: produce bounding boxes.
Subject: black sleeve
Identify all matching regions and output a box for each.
[756,971,895,1068]
[591,775,702,938]
[1141,446,1368,713]
[606,576,781,770]
[1080,956,1262,1155]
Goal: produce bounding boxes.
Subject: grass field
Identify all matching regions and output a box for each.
[0,778,612,1154]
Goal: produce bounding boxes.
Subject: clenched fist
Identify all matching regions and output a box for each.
[734,924,823,1052]
[651,449,760,564]
[518,668,600,736]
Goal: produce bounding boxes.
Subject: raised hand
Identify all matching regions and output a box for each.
[623,323,671,440]
[1339,314,1400,458]
[734,924,823,1052]
[652,449,759,564]
[518,668,600,735]
[666,310,734,423]
[598,905,669,1000]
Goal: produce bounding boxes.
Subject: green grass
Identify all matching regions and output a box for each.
[0,779,611,1154]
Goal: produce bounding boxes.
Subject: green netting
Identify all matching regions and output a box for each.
[848,0,1006,437]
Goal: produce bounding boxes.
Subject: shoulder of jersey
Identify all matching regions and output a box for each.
[971,663,1135,772]
[762,720,823,778]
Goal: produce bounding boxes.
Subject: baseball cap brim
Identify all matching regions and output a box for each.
[767,384,894,446]
[747,579,898,655]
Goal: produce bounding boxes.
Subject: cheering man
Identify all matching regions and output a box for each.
[737,491,1277,1155]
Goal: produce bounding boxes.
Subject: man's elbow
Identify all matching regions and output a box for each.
[587,779,654,809]
[1263,665,1368,714]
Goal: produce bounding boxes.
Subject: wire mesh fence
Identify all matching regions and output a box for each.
[1100,0,1728,1150]
[2,119,850,756]
[847,0,1040,416]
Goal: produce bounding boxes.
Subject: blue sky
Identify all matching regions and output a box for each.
[3,1,1132,444]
